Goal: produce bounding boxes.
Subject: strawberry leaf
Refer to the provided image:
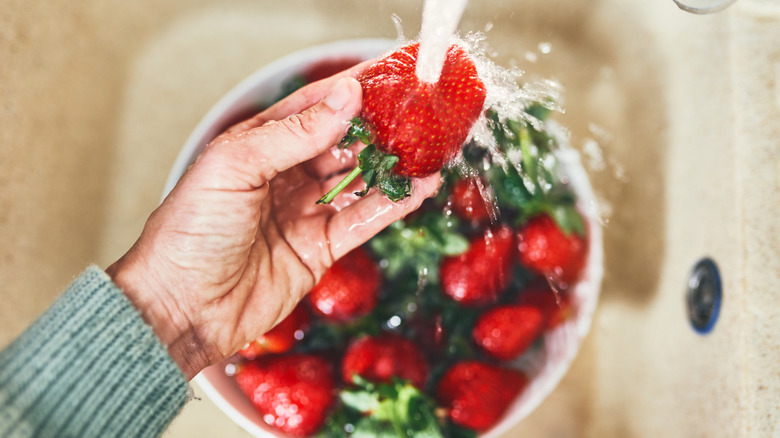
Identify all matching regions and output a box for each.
[336,376,445,438]
[351,418,396,437]
[483,110,587,237]
[525,102,552,122]
[369,211,468,282]
[544,203,586,236]
[442,422,478,438]
[299,316,382,352]
[340,117,373,148]
[356,144,410,201]
[318,141,411,204]
[341,389,380,413]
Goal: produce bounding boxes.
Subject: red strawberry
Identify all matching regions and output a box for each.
[449,176,492,223]
[435,361,527,432]
[302,57,362,82]
[306,247,381,322]
[317,42,486,204]
[341,333,430,389]
[517,280,573,329]
[472,304,544,360]
[440,225,514,307]
[359,42,486,177]
[238,303,310,359]
[516,214,588,286]
[234,354,335,437]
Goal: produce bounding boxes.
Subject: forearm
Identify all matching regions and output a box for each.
[0,266,189,438]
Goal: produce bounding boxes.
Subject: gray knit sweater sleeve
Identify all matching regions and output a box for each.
[0,266,189,437]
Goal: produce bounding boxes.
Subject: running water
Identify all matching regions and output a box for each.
[415,0,469,83]
[412,0,607,234]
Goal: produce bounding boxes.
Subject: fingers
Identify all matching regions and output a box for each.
[226,59,374,134]
[326,173,443,260]
[198,77,362,191]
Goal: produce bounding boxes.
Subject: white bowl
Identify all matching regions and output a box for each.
[163,38,603,438]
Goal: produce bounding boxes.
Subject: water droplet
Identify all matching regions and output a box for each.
[582,138,606,172]
[387,315,402,328]
[538,42,552,54]
[391,13,405,41]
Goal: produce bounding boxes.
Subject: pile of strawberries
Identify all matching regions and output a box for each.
[231,42,589,437]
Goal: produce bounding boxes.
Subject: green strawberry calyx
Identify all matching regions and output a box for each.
[318,375,476,438]
[369,210,468,283]
[316,117,412,205]
[482,109,586,236]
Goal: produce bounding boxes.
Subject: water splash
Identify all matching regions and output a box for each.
[416,0,469,83]
[390,13,405,42]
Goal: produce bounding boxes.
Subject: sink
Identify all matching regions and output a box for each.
[1,0,777,436]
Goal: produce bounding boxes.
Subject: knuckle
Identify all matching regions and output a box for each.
[279,111,319,139]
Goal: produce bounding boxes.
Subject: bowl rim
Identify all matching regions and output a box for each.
[163,37,604,438]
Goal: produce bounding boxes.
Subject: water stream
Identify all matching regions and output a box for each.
[415,0,469,83]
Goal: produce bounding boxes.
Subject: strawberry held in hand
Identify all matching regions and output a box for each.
[234,354,335,437]
[360,42,486,177]
[317,42,486,204]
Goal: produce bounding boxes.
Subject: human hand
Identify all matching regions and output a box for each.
[107,73,441,379]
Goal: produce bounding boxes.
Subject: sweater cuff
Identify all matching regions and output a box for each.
[0,266,189,437]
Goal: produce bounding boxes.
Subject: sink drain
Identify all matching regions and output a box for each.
[686,258,722,334]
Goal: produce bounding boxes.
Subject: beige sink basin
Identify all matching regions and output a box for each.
[1,0,777,436]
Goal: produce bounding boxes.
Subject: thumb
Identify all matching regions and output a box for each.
[226,77,362,188]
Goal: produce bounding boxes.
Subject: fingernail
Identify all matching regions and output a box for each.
[323,78,353,111]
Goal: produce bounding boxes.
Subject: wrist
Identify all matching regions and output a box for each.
[106,253,208,379]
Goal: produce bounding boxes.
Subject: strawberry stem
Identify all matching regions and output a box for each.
[316,166,363,205]
[316,119,412,205]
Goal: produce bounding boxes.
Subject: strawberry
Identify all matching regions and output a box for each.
[359,42,486,177]
[440,225,514,307]
[237,303,310,359]
[341,333,430,389]
[234,354,335,437]
[435,361,528,432]
[306,247,381,322]
[472,304,544,360]
[449,176,492,223]
[317,42,486,204]
[517,280,573,329]
[516,214,588,287]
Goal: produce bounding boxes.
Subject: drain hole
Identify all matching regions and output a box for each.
[686,258,722,334]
